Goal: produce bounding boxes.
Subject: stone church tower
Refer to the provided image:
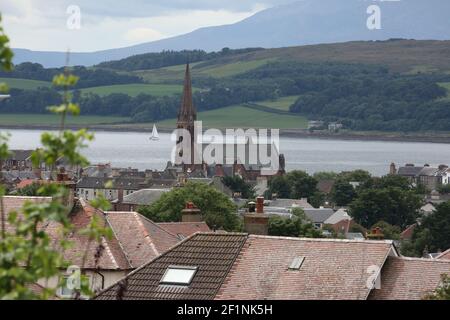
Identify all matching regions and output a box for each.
[175,63,198,169]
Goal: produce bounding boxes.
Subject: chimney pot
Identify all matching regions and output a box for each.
[181,202,202,222]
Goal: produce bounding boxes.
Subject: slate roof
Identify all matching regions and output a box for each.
[113,188,170,205]
[397,166,424,176]
[94,233,396,300]
[105,211,179,268]
[95,233,247,300]
[303,208,335,223]
[76,177,145,190]
[267,198,313,209]
[156,222,211,239]
[369,256,450,300]
[324,209,352,225]
[8,150,34,161]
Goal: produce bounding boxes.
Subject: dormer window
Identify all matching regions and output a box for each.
[160,266,197,285]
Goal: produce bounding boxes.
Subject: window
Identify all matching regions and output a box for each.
[160,266,197,285]
[288,256,305,270]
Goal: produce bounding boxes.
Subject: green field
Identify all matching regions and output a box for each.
[0,77,51,90]
[156,104,307,129]
[0,114,129,126]
[79,83,194,97]
[256,95,300,111]
[135,59,276,82]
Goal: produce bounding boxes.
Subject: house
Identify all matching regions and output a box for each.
[303,207,335,229]
[1,195,210,298]
[112,188,170,211]
[0,150,35,171]
[323,208,355,235]
[75,176,146,201]
[396,163,449,191]
[94,231,450,300]
[436,249,450,260]
[420,202,436,216]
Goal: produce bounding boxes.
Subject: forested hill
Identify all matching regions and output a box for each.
[2,40,450,132]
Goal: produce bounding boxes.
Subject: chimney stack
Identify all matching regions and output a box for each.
[256,196,264,214]
[244,196,269,235]
[118,188,124,204]
[181,202,202,222]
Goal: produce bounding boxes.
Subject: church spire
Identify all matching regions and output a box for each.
[178,63,196,122]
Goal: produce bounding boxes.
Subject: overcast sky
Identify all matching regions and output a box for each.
[0,0,294,52]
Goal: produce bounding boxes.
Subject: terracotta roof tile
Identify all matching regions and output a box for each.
[105,211,179,268]
[216,235,394,300]
[94,233,247,300]
[45,200,131,270]
[157,222,211,239]
[436,249,450,260]
[369,256,450,300]
[95,233,396,300]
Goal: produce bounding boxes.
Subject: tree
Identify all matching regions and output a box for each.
[371,221,401,240]
[0,23,111,299]
[138,182,240,231]
[349,187,422,229]
[268,175,291,198]
[287,170,318,199]
[407,201,450,256]
[331,180,356,206]
[222,176,255,199]
[423,274,450,300]
[268,208,322,238]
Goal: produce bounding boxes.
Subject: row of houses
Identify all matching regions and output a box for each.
[392,162,450,191]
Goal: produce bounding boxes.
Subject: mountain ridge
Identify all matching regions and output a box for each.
[11,0,450,68]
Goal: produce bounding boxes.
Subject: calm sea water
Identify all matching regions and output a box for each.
[3,128,450,176]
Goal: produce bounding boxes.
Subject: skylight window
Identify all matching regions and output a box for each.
[160,266,197,285]
[289,256,305,270]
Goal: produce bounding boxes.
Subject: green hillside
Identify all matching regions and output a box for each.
[0,77,51,90]
[133,40,450,81]
[0,114,129,126]
[156,103,307,129]
[79,83,197,97]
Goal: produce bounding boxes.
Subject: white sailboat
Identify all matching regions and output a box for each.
[150,123,160,141]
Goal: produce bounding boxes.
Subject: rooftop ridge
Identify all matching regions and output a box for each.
[248,234,394,244]
[1,195,53,200]
[396,255,450,263]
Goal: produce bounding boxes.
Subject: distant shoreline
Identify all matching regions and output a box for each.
[1,124,450,144]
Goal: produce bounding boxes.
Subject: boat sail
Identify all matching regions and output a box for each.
[150,124,159,141]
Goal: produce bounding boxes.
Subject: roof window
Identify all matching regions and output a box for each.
[160,266,197,285]
[288,256,305,270]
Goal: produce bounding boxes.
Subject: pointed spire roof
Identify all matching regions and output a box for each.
[178,63,196,121]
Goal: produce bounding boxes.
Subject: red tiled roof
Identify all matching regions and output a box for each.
[95,233,247,300]
[45,200,131,271]
[157,222,211,239]
[1,196,53,233]
[436,249,450,260]
[369,256,450,300]
[216,235,394,300]
[95,233,396,300]
[400,223,417,241]
[105,211,179,268]
[16,179,36,189]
